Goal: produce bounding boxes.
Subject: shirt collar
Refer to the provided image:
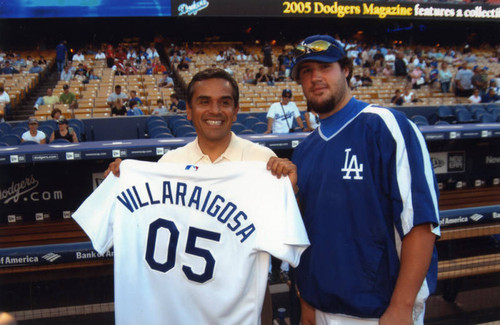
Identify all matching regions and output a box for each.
[189,132,242,164]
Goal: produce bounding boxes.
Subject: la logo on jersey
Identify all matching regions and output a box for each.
[341,148,363,180]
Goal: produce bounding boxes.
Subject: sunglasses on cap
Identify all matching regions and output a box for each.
[293,40,339,58]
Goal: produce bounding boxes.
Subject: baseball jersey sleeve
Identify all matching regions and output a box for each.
[266,103,279,119]
[253,175,310,267]
[72,174,119,255]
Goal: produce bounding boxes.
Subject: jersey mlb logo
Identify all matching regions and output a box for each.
[185,165,199,171]
[341,148,363,180]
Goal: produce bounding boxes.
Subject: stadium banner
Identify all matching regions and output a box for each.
[170,0,500,21]
[0,242,113,269]
[0,161,98,224]
[0,0,172,18]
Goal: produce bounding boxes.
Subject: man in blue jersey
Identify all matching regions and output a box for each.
[291,35,440,325]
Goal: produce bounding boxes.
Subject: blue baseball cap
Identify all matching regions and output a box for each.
[291,35,346,80]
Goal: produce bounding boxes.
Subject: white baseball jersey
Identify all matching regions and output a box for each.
[73,159,309,325]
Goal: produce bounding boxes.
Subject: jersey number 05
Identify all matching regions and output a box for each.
[145,218,221,283]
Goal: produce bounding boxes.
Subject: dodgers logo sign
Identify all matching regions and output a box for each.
[178,0,209,16]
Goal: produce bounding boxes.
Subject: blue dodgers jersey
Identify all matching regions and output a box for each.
[292,98,440,318]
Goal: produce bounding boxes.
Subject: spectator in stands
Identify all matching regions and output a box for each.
[304,106,319,131]
[124,61,138,75]
[72,50,85,62]
[391,89,404,106]
[438,62,453,93]
[38,56,47,65]
[127,100,143,116]
[262,42,274,73]
[471,66,488,96]
[21,117,46,144]
[277,48,292,76]
[264,89,305,134]
[56,40,67,72]
[223,61,234,76]
[255,67,273,84]
[107,85,128,108]
[170,93,186,113]
[105,44,115,68]
[59,84,77,109]
[50,108,62,120]
[490,80,500,95]
[177,57,189,71]
[60,65,73,81]
[33,88,59,110]
[1,61,19,74]
[242,68,255,84]
[129,90,143,106]
[87,69,100,81]
[410,66,426,89]
[152,58,167,74]
[159,72,174,88]
[146,44,160,59]
[468,88,482,104]
[49,117,78,143]
[382,64,393,77]
[216,51,225,63]
[394,52,407,76]
[0,86,11,120]
[29,60,43,74]
[361,69,373,87]
[126,47,137,61]
[402,85,417,104]
[111,98,127,116]
[74,69,87,83]
[276,64,289,82]
[384,50,396,70]
[481,87,500,103]
[95,49,106,60]
[454,63,474,97]
[350,75,362,90]
[152,99,169,116]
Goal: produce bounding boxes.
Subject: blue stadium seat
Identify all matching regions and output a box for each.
[20,140,40,145]
[434,120,450,126]
[153,132,174,139]
[148,120,170,133]
[0,141,9,146]
[0,122,12,134]
[168,115,188,129]
[455,110,477,123]
[243,116,260,128]
[38,125,54,139]
[40,120,58,130]
[231,122,246,134]
[252,122,268,134]
[174,125,196,137]
[147,115,165,124]
[50,138,71,144]
[68,118,85,132]
[10,126,28,137]
[149,126,172,137]
[486,103,500,113]
[437,105,455,122]
[411,115,429,126]
[171,119,192,131]
[239,129,255,134]
[0,134,21,145]
[69,124,82,141]
[470,106,486,119]
[479,113,495,123]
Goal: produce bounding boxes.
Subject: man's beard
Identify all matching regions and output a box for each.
[307,95,337,115]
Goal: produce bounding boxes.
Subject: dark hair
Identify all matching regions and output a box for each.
[157,99,164,104]
[186,68,239,107]
[129,100,137,107]
[51,108,62,118]
[170,93,179,100]
[338,57,353,83]
[115,85,121,90]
